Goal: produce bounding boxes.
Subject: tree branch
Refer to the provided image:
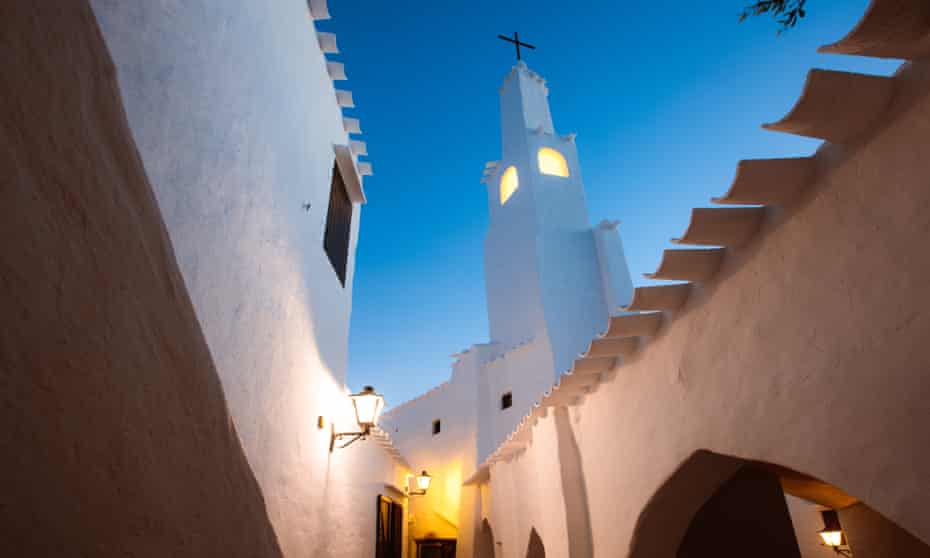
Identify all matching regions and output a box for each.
[739,0,808,34]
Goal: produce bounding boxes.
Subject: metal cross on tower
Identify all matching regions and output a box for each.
[497,31,536,61]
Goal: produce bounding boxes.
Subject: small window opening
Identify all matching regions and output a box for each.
[324,161,353,287]
[501,392,513,410]
[432,419,441,435]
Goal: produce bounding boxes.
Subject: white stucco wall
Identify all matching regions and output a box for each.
[479,57,930,558]
[488,413,571,558]
[484,167,546,350]
[88,2,407,557]
[594,222,636,314]
[478,338,555,461]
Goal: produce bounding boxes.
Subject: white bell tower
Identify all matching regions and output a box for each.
[483,62,634,377]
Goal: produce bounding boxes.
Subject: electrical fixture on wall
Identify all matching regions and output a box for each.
[406,470,432,496]
[329,385,385,451]
[818,509,852,556]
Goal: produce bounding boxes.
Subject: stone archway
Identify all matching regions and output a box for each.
[525,527,545,558]
[475,518,495,558]
[627,450,930,558]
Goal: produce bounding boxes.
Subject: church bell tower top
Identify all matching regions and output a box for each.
[499,62,555,155]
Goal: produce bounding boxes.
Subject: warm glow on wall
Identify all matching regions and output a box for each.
[537,147,569,177]
[443,464,463,516]
[500,166,519,205]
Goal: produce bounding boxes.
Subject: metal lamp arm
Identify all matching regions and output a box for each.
[329,423,372,452]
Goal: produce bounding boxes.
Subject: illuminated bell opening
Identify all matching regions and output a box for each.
[350,385,384,428]
[537,147,569,177]
[416,470,432,492]
[499,166,519,205]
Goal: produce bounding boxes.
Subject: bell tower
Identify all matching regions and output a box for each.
[483,62,630,376]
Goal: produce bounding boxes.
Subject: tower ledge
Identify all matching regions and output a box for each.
[499,61,549,95]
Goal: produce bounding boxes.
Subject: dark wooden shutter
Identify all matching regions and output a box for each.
[324,161,352,286]
[376,496,389,558]
[376,495,403,558]
[391,499,403,558]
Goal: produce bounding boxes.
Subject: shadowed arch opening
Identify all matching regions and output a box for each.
[627,450,930,558]
[475,519,495,558]
[525,527,545,558]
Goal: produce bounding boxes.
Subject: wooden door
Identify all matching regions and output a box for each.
[376,495,403,558]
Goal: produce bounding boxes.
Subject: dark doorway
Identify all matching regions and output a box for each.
[629,450,930,558]
[415,538,456,558]
[677,465,801,558]
[376,495,403,558]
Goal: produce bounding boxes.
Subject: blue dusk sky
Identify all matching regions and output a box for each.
[321,0,897,408]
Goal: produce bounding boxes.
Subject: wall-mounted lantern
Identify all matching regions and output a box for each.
[407,470,432,496]
[330,385,385,451]
[818,509,852,556]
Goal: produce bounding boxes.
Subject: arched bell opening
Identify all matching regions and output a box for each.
[627,450,930,558]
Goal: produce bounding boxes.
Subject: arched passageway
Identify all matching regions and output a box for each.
[678,462,801,558]
[628,450,930,558]
[475,519,495,558]
[525,527,545,558]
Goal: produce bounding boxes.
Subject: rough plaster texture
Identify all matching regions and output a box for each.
[24,1,408,557]
[839,502,930,558]
[0,2,282,555]
[489,415,570,558]
[484,58,930,558]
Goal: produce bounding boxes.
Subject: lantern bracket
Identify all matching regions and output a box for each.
[330,423,372,452]
[822,545,852,557]
[406,470,432,496]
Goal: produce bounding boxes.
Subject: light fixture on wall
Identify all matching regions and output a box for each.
[407,470,432,496]
[818,509,852,556]
[329,385,385,451]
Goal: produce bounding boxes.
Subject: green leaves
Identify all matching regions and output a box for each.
[739,0,808,34]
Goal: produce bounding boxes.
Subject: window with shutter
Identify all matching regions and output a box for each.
[324,161,353,287]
